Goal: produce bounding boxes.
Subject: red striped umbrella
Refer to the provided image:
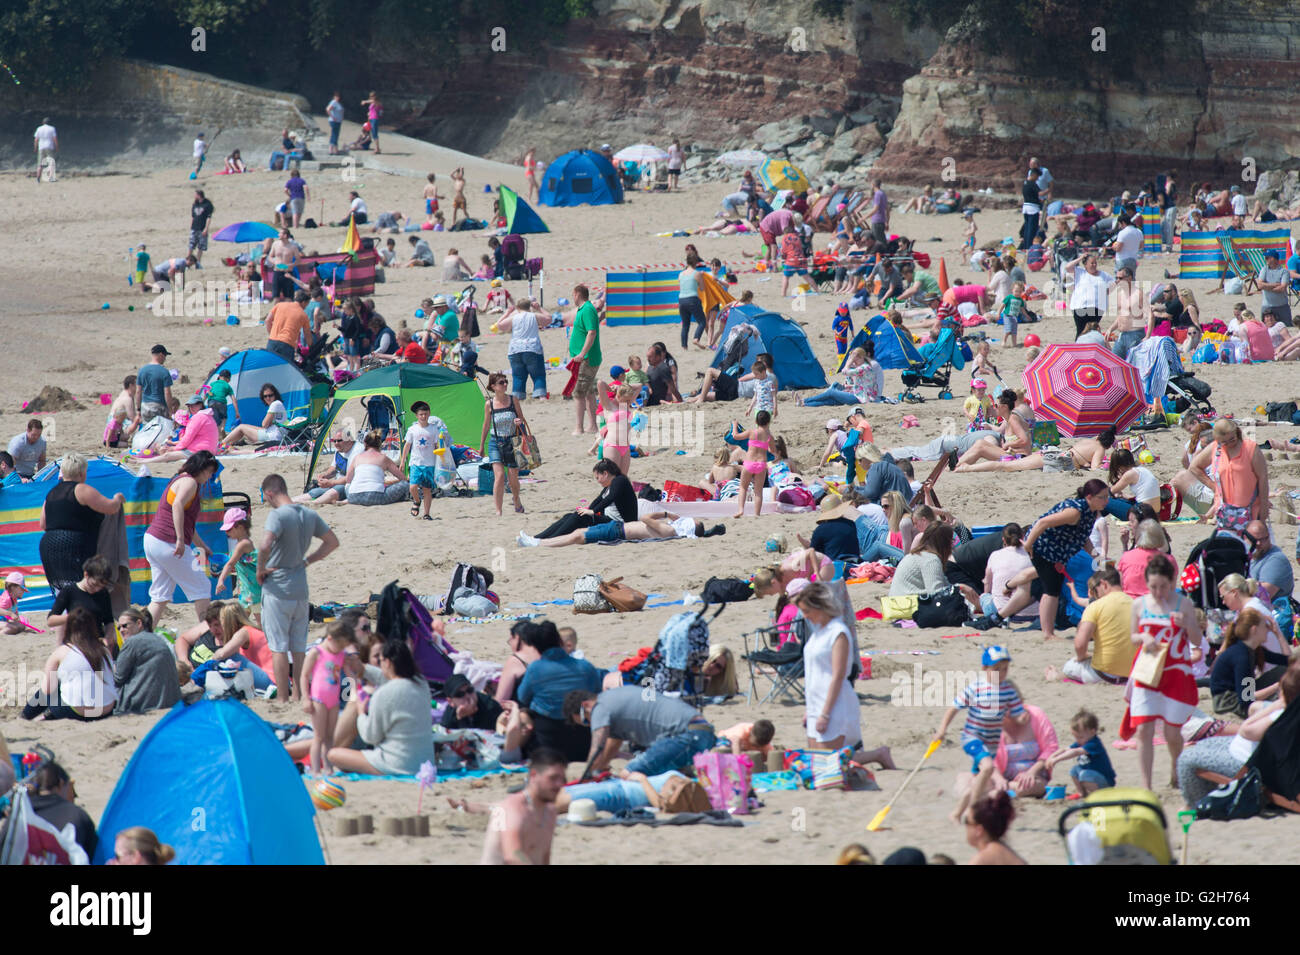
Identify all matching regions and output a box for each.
[1022,343,1146,438]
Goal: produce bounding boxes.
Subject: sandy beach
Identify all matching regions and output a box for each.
[3,119,1299,865]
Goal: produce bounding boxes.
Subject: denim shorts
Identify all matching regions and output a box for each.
[583,521,625,543]
[1070,765,1113,788]
[487,436,516,467]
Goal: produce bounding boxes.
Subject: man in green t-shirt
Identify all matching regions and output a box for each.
[568,284,602,434]
[206,370,235,435]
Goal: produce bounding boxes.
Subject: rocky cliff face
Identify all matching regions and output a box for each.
[873,1,1300,195]
[380,0,940,185]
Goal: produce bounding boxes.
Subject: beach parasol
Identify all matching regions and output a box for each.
[211,221,279,243]
[614,143,669,163]
[758,157,810,194]
[716,149,767,168]
[1022,343,1147,438]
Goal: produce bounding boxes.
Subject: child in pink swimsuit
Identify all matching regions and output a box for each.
[302,620,357,776]
[600,384,637,477]
[730,410,773,518]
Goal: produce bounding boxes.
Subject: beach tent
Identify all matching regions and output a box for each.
[92,699,323,865]
[202,348,324,430]
[710,303,827,390]
[0,458,225,612]
[497,184,549,233]
[838,313,923,371]
[307,363,485,489]
[539,149,624,207]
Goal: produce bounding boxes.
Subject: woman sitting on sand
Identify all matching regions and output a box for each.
[344,429,410,507]
[219,383,288,452]
[1107,448,1161,513]
[951,390,1033,469]
[326,639,435,776]
[22,607,116,722]
[901,184,936,215]
[955,707,1058,802]
[881,490,916,552]
[965,791,1026,864]
[890,523,980,614]
[699,447,741,498]
[954,426,1114,475]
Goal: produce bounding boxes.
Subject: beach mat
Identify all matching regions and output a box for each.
[573,809,744,827]
[331,765,526,784]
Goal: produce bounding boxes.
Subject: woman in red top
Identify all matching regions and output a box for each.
[144,450,218,627]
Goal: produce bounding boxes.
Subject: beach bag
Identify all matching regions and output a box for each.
[450,587,497,618]
[782,749,816,788]
[811,747,853,791]
[573,575,612,614]
[511,428,542,470]
[776,485,815,508]
[880,594,918,621]
[1192,342,1219,364]
[598,577,647,613]
[693,751,754,814]
[1195,767,1262,820]
[913,587,969,628]
[663,479,712,503]
[1130,641,1168,688]
[1030,420,1061,449]
[701,577,753,603]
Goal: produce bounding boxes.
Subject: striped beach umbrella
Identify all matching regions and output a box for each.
[1022,343,1146,438]
[757,158,809,194]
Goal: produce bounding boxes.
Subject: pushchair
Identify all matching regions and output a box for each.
[1181,534,1248,611]
[1059,787,1172,864]
[899,324,964,402]
[1163,372,1213,418]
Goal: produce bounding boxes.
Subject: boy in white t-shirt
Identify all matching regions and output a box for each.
[193,133,208,175]
[399,400,448,519]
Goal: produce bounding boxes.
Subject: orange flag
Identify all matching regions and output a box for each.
[937,257,950,293]
[340,216,361,256]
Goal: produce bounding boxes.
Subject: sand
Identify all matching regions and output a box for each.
[3,117,1300,865]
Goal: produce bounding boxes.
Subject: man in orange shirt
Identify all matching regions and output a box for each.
[265,291,311,362]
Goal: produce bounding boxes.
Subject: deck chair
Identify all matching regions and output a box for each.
[1217,236,1258,294]
[909,455,945,508]
[1195,770,1300,814]
[899,325,963,403]
[742,618,808,706]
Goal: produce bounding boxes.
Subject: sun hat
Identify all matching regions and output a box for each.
[4,572,27,592]
[971,378,987,389]
[432,294,447,307]
[817,500,862,523]
[568,799,598,823]
[826,418,843,430]
[185,394,204,406]
[219,507,249,532]
[982,645,1012,667]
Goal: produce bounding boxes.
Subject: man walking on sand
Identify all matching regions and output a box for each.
[480,748,566,865]
[257,473,339,703]
[568,285,602,434]
[326,91,344,155]
[34,118,57,184]
[451,167,468,225]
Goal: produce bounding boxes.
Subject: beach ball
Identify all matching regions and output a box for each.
[101,303,111,310]
[310,778,347,811]
[557,298,570,307]
[490,324,500,334]
[415,308,425,319]
[99,393,112,405]
[189,172,197,180]
[1138,449,1155,465]
[169,368,180,382]
[1023,333,1041,348]
[128,306,135,312]
[219,347,232,358]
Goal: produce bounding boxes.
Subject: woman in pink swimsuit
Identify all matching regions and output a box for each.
[302,620,357,776]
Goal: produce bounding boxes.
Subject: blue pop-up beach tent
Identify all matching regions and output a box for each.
[838,313,924,371]
[202,347,317,430]
[0,457,226,612]
[539,149,624,207]
[93,699,324,865]
[711,303,827,390]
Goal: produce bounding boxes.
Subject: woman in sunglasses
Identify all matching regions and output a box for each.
[219,382,288,452]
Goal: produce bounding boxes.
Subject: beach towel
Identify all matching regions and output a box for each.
[95,507,132,619]
[560,359,581,398]
[571,809,743,827]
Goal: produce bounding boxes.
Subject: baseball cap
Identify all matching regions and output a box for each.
[1265,249,1281,260]
[826,418,843,430]
[600,143,612,151]
[185,393,204,406]
[971,378,987,389]
[981,645,1012,667]
[4,572,27,592]
[151,344,170,356]
[219,507,248,531]
[442,674,474,698]
[609,365,626,380]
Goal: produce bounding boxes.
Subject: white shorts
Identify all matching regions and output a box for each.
[144,533,210,603]
[1185,481,1213,515]
[1062,657,1104,684]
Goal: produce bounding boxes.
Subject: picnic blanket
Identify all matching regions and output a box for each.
[332,766,526,783]
[572,809,744,827]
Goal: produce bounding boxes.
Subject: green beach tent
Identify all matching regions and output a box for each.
[306,363,485,489]
[498,184,549,234]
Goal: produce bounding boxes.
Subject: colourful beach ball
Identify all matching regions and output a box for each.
[310,778,347,810]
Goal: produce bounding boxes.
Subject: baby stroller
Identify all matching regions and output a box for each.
[1181,534,1248,611]
[1059,787,1172,865]
[900,324,964,402]
[454,285,481,338]
[1163,372,1213,418]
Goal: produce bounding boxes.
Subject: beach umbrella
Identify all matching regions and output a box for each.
[716,149,767,168]
[758,157,810,194]
[212,221,279,243]
[1022,343,1147,438]
[614,143,669,163]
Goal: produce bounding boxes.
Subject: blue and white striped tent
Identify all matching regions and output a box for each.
[202,348,314,429]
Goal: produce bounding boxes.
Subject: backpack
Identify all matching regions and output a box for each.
[700,577,753,603]
[500,234,526,263]
[1267,401,1298,422]
[1195,767,1263,820]
[444,562,488,613]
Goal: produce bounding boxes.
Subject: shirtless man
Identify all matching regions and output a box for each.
[480,749,566,865]
[422,173,443,225]
[451,167,468,225]
[266,230,300,301]
[104,375,138,448]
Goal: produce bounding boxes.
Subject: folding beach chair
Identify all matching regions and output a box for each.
[1217,236,1258,294]
[742,618,808,706]
[909,456,945,509]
